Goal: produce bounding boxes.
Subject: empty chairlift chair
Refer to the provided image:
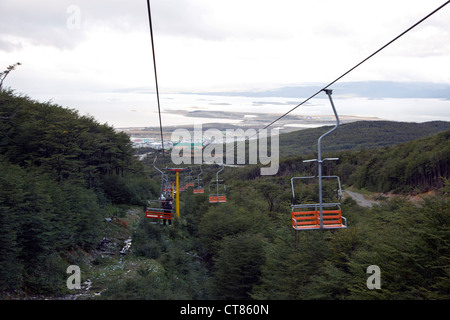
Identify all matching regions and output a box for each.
[209,164,227,203]
[290,89,347,231]
[193,165,205,194]
[194,180,205,194]
[291,176,346,230]
[185,170,195,187]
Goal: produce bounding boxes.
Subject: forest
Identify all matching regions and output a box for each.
[0,86,449,301]
[0,88,157,295]
[277,119,450,158]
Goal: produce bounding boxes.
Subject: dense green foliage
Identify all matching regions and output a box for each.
[274,128,450,194]
[119,173,449,300]
[117,127,449,300]
[348,129,450,193]
[1,85,449,300]
[0,89,156,295]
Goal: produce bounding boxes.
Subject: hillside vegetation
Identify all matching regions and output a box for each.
[0,89,158,296]
[223,120,450,168]
[279,120,450,158]
[0,87,449,300]
[120,125,450,300]
[274,127,450,194]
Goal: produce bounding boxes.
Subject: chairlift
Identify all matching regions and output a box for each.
[185,168,195,187]
[145,198,173,222]
[145,153,173,223]
[291,175,345,230]
[163,184,172,193]
[209,164,227,203]
[161,174,172,196]
[194,181,205,194]
[291,90,347,231]
[193,165,205,194]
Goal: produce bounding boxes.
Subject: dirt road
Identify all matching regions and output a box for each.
[344,190,378,207]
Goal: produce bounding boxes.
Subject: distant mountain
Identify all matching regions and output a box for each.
[112,86,155,94]
[278,120,450,158]
[331,81,450,99]
[189,81,450,100]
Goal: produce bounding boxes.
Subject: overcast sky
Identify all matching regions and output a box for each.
[1,0,449,123]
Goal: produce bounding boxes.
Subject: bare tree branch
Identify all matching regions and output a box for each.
[0,62,21,90]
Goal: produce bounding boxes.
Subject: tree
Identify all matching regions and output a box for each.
[0,159,25,291]
[213,233,265,300]
[0,89,155,296]
[255,179,283,212]
[0,62,21,90]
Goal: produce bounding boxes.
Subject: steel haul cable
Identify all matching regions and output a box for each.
[244,0,450,143]
[146,0,166,164]
[144,0,450,163]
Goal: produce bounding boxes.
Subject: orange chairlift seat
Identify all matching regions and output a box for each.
[290,89,347,231]
[145,199,173,222]
[209,164,227,203]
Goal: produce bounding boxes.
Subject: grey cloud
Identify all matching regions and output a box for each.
[149,0,229,40]
[0,0,221,51]
[0,36,23,52]
[0,0,88,51]
[0,0,300,53]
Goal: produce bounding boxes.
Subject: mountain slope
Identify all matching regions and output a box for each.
[189,81,450,100]
[278,120,450,158]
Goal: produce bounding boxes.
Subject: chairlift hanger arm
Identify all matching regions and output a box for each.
[152,153,164,175]
[152,153,166,204]
[215,164,225,182]
[197,165,203,179]
[318,90,340,161]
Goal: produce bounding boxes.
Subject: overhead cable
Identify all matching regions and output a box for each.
[146,0,166,164]
[249,0,450,139]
